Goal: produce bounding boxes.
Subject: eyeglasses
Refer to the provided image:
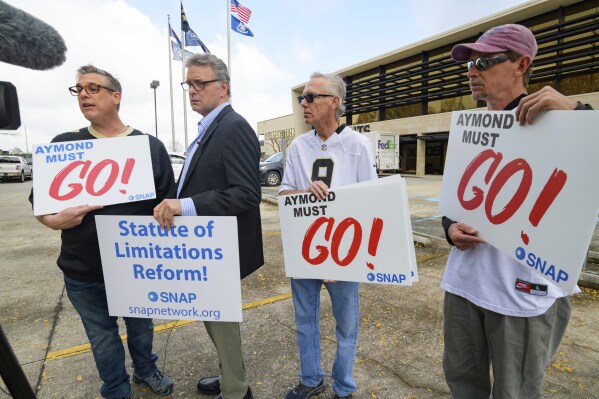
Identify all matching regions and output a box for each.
[181,79,219,91]
[297,93,334,105]
[68,83,116,96]
[467,55,510,71]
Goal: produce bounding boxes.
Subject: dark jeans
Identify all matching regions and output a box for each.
[64,275,158,399]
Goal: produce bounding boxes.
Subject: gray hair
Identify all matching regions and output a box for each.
[76,65,122,93]
[505,51,533,88]
[310,72,346,119]
[185,54,231,96]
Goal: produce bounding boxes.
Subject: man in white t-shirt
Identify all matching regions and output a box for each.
[279,72,377,399]
[441,24,593,398]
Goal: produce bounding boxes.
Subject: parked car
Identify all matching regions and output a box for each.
[0,156,32,183]
[169,152,186,182]
[259,152,285,186]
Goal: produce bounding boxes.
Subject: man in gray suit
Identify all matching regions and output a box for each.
[154,53,263,399]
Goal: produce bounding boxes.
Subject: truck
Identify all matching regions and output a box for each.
[361,131,401,173]
[0,155,33,183]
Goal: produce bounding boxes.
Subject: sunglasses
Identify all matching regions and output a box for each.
[297,93,334,105]
[467,55,510,71]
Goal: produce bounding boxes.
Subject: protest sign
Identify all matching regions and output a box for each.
[279,176,417,285]
[96,215,242,321]
[440,110,599,293]
[32,135,155,215]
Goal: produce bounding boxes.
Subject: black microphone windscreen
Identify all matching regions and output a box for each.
[0,0,67,70]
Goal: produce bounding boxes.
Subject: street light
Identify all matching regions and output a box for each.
[150,80,160,138]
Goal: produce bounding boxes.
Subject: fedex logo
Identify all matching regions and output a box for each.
[378,140,397,150]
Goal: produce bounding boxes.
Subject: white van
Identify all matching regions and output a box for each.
[361,132,401,173]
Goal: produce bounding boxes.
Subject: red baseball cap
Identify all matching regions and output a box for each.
[451,24,538,61]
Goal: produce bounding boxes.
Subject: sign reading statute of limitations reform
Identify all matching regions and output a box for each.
[32,135,156,215]
[96,216,242,322]
[440,110,599,294]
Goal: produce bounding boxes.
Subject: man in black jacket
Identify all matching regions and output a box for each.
[153,53,263,399]
[441,25,593,398]
[32,65,175,399]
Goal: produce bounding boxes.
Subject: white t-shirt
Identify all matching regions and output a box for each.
[279,126,378,191]
[441,243,578,317]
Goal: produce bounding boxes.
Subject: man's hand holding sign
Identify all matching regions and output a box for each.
[37,204,103,230]
[447,222,484,251]
[153,198,182,230]
[515,86,579,125]
[308,179,330,200]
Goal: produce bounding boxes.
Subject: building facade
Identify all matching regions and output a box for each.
[258,0,599,175]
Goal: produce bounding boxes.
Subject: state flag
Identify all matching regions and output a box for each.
[181,3,191,32]
[185,28,211,54]
[231,14,254,37]
[169,22,181,46]
[171,40,194,61]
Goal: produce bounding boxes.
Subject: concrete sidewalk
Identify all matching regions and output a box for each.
[1,177,599,399]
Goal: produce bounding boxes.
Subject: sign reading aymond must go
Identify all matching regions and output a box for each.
[279,176,418,285]
[95,216,242,322]
[32,135,156,215]
[440,110,599,294]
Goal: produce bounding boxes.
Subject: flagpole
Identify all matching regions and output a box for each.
[181,2,189,152]
[167,15,176,152]
[227,0,231,99]
[24,124,28,154]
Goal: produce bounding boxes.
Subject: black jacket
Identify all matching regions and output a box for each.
[177,105,264,279]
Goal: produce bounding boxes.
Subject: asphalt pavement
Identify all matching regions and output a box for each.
[1,176,599,399]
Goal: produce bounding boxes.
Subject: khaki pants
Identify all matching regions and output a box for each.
[204,321,249,399]
[443,292,571,399]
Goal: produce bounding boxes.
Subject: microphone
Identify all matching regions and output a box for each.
[0,0,67,70]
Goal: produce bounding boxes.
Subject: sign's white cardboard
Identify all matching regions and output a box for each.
[279,177,417,285]
[440,110,599,294]
[33,135,155,215]
[96,215,242,321]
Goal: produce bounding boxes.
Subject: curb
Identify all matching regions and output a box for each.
[588,251,599,264]
[579,251,599,289]
[261,195,279,206]
[579,271,599,291]
[412,233,432,248]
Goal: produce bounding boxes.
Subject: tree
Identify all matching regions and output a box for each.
[166,140,185,153]
[264,128,295,154]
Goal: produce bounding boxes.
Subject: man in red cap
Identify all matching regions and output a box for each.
[441,24,592,398]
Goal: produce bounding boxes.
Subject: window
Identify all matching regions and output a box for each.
[169,154,185,165]
[341,1,599,122]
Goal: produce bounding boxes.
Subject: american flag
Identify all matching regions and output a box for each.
[230,0,252,24]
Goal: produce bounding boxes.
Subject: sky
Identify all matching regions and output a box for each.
[0,0,528,153]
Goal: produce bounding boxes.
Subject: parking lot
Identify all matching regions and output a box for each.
[1,177,599,398]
